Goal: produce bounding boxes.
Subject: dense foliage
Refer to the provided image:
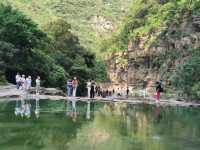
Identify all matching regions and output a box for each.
[172,48,200,99]
[101,0,200,52]
[2,0,132,55]
[0,5,49,84]
[0,4,107,95]
[101,0,200,99]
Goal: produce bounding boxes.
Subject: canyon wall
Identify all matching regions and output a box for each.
[106,12,200,94]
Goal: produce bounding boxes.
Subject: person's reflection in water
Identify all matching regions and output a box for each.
[25,102,31,118]
[69,101,77,122]
[14,100,20,116]
[66,100,71,116]
[109,102,115,112]
[86,101,91,120]
[35,98,40,119]
[154,104,162,123]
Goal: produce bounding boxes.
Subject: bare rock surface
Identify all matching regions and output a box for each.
[0,84,65,99]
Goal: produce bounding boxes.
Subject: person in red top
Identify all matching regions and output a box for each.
[72,77,78,97]
[155,81,163,102]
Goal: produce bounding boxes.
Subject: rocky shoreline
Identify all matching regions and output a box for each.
[0,85,200,107]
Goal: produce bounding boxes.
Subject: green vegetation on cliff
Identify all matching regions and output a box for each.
[103,0,200,99]
[2,0,132,54]
[102,0,200,52]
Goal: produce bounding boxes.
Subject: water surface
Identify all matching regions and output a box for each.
[0,100,200,150]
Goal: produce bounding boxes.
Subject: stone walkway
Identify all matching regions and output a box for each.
[0,85,200,107]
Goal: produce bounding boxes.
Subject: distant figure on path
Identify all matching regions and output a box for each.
[155,81,162,102]
[21,75,26,90]
[15,73,21,89]
[26,76,32,90]
[36,76,40,94]
[112,89,115,95]
[67,79,72,97]
[72,77,78,97]
[117,88,121,97]
[126,88,129,98]
[90,80,95,98]
[87,80,92,98]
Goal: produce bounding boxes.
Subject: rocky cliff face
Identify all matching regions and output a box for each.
[107,12,200,92]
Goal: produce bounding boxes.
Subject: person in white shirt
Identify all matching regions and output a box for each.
[26,76,32,90]
[36,76,40,94]
[87,80,91,98]
[15,73,20,89]
[21,75,26,90]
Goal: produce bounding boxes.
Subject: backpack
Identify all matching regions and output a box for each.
[160,87,164,92]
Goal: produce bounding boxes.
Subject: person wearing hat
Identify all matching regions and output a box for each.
[72,77,78,97]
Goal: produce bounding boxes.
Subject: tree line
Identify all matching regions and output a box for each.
[0,4,107,96]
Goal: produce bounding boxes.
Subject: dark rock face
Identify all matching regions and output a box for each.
[193,14,200,31]
[106,12,200,95]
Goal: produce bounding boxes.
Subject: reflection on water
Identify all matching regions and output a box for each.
[35,98,40,118]
[0,100,200,150]
[86,101,91,120]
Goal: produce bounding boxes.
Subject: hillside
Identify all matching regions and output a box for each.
[104,0,200,99]
[2,0,133,54]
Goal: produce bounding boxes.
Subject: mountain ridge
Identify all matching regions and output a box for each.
[2,0,133,54]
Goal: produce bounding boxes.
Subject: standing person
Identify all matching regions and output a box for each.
[21,75,26,91]
[67,79,72,97]
[126,87,129,98]
[72,77,78,97]
[15,73,20,89]
[117,88,121,97]
[87,80,92,98]
[112,89,115,96]
[26,76,32,90]
[95,86,98,96]
[90,80,95,98]
[18,75,22,89]
[155,81,162,102]
[36,76,41,94]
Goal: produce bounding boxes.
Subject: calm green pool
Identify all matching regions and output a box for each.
[0,100,200,150]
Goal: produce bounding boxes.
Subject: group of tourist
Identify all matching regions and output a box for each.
[15,72,163,102]
[66,78,118,98]
[15,73,41,118]
[87,80,100,98]
[15,73,41,93]
[86,80,129,99]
